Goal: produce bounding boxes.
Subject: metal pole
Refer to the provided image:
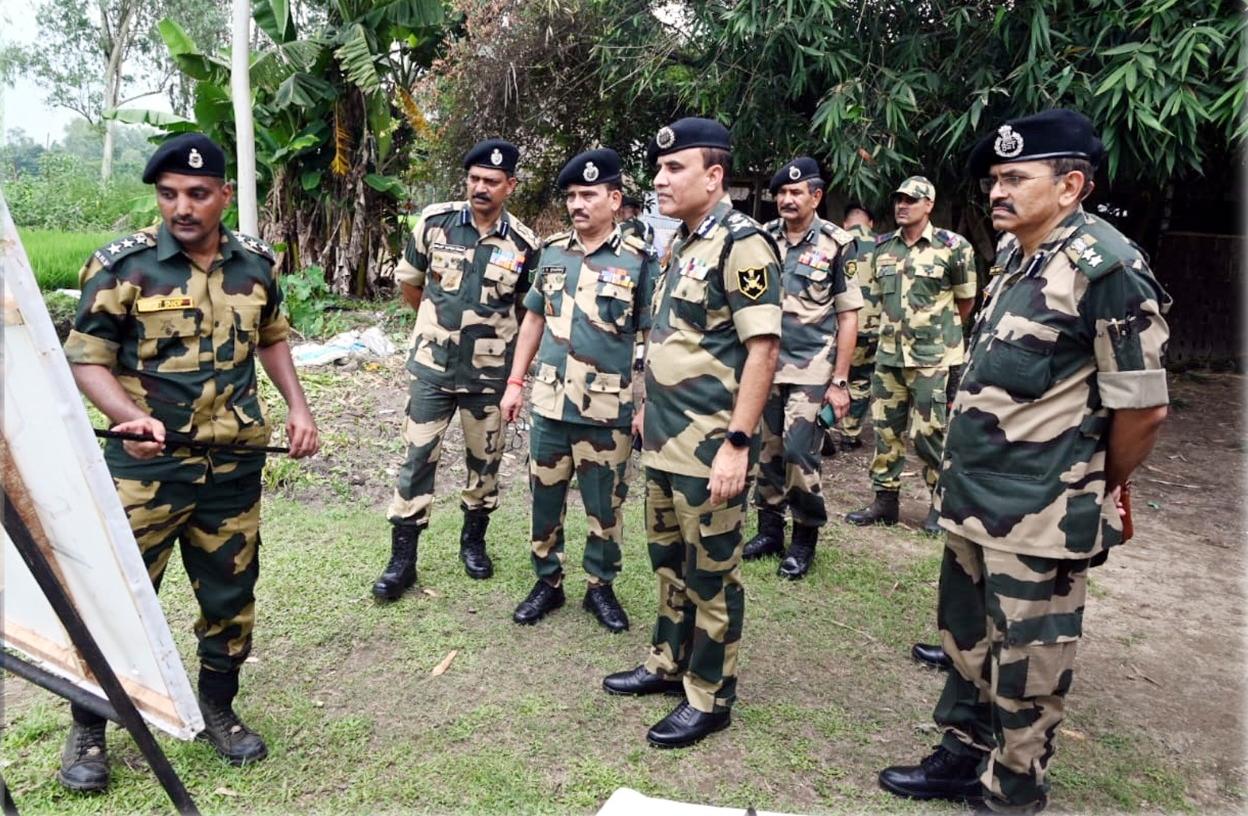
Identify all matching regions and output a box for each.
[0,653,120,724]
[231,0,258,236]
[1,491,200,816]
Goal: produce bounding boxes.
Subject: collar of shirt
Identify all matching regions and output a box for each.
[457,205,512,239]
[771,215,820,251]
[567,225,623,256]
[1010,206,1089,272]
[679,194,735,241]
[156,223,240,265]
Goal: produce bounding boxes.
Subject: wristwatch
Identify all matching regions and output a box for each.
[726,430,750,449]
[830,376,849,390]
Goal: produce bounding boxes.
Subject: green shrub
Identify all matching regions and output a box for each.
[19,229,121,290]
[4,153,150,231]
[44,291,80,343]
[282,265,344,338]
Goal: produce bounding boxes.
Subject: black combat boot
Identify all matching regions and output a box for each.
[742,509,785,561]
[846,490,900,526]
[372,525,419,601]
[459,509,493,579]
[778,524,818,580]
[821,432,839,457]
[197,695,268,766]
[583,583,629,632]
[841,435,863,451]
[57,719,109,792]
[513,578,565,624]
[879,745,983,802]
[911,642,953,670]
[922,505,943,536]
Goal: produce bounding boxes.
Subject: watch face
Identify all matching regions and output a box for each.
[728,430,750,448]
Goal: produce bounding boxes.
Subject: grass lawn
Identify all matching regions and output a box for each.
[1,491,1198,815]
[18,228,122,290]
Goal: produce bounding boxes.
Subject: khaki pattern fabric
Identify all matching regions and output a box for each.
[753,383,827,527]
[396,201,539,395]
[840,334,878,441]
[845,223,881,335]
[522,228,656,428]
[870,363,948,491]
[763,216,863,385]
[65,224,289,483]
[619,216,655,250]
[873,221,977,369]
[642,468,747,714]
[933,532,1088,810]
[529,414,632,584]
[387,376,505,527]
[936,208,1171,560]
[115,472,263,673]
[642,195,783,478]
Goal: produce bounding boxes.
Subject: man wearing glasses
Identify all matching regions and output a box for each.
[878,109,1170,815]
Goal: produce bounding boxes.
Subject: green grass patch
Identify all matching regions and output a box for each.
[19,228,121,291]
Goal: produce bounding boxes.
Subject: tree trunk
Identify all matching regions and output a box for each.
[99,0,136,181]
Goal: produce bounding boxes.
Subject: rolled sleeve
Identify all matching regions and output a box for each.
[66,258,126,367]
[1098,369,1169,409]
[64,330,120,366]
[259,268,291,346]
[725,235,782,342]
[1090,264,1171,409]
[521,281,545,313]
[951,243,978,300]
[394,227,428,289]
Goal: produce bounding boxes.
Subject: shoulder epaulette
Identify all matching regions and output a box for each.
[507,217,540,250]
[1063,216,1139,282]
[543,230,572,248]
[91,230,157,268]
[763,218,783,235]
[819,220,854,246]
[934,228,966,249]
[236,233,276,263]
[723,209,763,240]
[621,233,649,256]
[875,230,898,245]
[420,201,464,221]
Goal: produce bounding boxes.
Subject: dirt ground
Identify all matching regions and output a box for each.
[284,351,1247,808]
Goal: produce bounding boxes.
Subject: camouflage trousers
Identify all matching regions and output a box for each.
[643,467,747,714]
[838,332,878,441]
[387,376,505,528]
[115,471,263,674]
[754,383,826,527]
[869,363,948,492]
[934,532,1089,811]
[529,414,631,585]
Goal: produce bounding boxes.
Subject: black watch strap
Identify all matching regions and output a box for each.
[726,430,750,449]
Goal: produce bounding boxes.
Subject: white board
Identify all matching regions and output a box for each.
[597,788,803,816]
[1,191,203,740]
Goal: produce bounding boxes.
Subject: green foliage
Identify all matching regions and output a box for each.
[281,265,340,337]
[18,228,122,290]
[4,152,148,231]
[42,291,81,342]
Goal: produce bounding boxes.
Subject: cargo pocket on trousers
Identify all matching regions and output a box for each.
[994,569,1087,700]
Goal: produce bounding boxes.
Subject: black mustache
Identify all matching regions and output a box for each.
[571,210,588,219]
[472,194,491,203]
[173,218,200,226]
[991,201,1016,213]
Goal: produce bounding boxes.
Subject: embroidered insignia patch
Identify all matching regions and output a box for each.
[737,267,768,300]
[845,260,857,278]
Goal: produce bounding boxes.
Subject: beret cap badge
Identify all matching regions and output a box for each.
[490,148,503,166]
[994,125,1024,159]
[583,162,599,182]
[655,126,676,150]
[788,165,801,180]
[187,148,204,169]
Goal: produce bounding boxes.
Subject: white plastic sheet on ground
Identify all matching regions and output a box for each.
[597,788,803,816]
[291,326,397,367]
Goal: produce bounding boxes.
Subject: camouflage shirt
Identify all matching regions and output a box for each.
[845,223,880,336]
[872,221,977,368]
[642,196,783,478]
[395,201,539,394]
[522,227,657,427]
[936,208,1171,560]
[765,215,863,385]
[64,224,290,483]
[619,216,655,250]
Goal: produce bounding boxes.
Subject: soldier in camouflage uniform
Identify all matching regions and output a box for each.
[618,194,656,250]
[741,157,861,580]
[879,110,1171,816]
[499,149,657,632]
[372,140,539,600]
[602,118,782,749]
[60,134,320,791]
[847,176,977,534]
[835,201,879,451]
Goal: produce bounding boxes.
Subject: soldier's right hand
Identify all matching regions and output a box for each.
[112,416,166,460]
[500,382,525,424]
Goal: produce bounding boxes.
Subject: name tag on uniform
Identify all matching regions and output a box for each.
[598,268,634,288]
[679,257,709,280]
[490,247,521,271]
[135,296,194,312]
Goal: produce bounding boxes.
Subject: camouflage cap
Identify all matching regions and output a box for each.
[893,176,935,202]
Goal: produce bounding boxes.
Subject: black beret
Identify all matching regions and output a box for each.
[557,148,622,190]
[142,133,226,184]
[620,194,644,209]
[844,200,875,221]
[645,117,731,166]
[463,139,519,174]
[769,156,821,194]
[968,109,1105,178]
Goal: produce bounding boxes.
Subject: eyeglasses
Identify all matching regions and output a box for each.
[978,173,1061,194]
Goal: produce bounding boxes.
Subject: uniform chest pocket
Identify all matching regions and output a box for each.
[794,264,833,305]
[540,270,566,316]
[136,310,201,372]
[430,245,466,292]
[595,282,634,332]
[226,305,262,366]
[877,266,898,295]
[670,274,708,328]
[482,257,521,302]
[976,324,1060,399]
[913,262,945,279]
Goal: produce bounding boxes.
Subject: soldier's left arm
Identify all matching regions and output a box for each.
[951,239,978,323]
[257,269,319,459]
[828,244,860,404]
[1087,260,1172,489]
